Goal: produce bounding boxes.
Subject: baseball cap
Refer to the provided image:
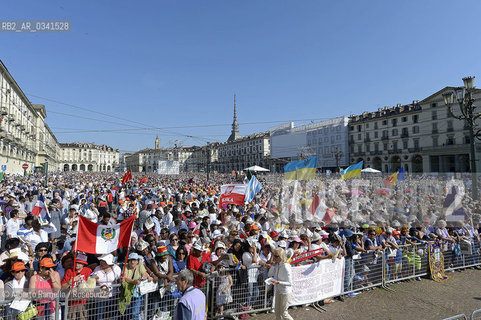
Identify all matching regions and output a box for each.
[40,258,56,268]
[342,229,354,238]
[11,262,27,272]
[128,252,140,260]
[76,253,88,265]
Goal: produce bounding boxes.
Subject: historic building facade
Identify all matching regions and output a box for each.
[124,141,196,173]
[59,143,119,172]
[0,59,122,174]
[349,104,422,173]
[213,132,270,173]
[33,104,61,171]
[0,61,53,173]
[348,86,481,173]
[190,143,219,173]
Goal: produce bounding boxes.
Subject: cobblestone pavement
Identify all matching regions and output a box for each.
[252,268,481,320]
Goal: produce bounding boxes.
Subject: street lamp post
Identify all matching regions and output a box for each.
[43,161,48,188]
[206,144,210,181]
[331,147,343,173]
[442,76,479,200]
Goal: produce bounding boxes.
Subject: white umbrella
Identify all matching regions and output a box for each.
[243,165,270,172]
[361,168,381,173]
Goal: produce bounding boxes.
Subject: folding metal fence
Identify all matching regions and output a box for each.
[2,241,481,320]
[383,243,430,285]
[206,265,271,319]
[471,308,481,320]
[442,314,468,320]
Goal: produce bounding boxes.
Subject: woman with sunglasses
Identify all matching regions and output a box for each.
[5,261,28,300]
[29,257,61,319]
[167,233,180,258]
[31,242,53,272]
[184,231,196,254]
[173,246,188,274]
[5,262,28,317]
[267,248,293,320]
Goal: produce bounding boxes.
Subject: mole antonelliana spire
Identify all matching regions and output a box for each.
[227,93,241,142]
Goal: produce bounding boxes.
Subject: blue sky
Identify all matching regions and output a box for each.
[1,0,481,153]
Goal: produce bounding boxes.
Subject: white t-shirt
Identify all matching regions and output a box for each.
[94,264,122,297]
[311,242,330,253]
[162,212,173,227]
[328,244,342,259]
[259,251,271,264]
[6,219,21,238]
[242,251,259,283]
[25,230,49,250]
[83,209,98,223]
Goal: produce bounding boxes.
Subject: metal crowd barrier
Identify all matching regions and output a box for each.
[471,308,481,320]
[443,314,468,320]
[382,243,429,285]
[0,241,480,320]
[343,251,384,293]
[206,265,271,319]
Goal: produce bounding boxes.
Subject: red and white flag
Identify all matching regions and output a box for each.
[309,193,328,219]
[76,215,135,254]
[322,208,336,225]
[219,184,247,208]
[30,194,50,222]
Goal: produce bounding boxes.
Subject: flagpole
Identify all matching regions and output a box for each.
[121,216,137,278]
[71,233,78,290]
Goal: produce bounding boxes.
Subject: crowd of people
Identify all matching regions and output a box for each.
[0,171,479,320]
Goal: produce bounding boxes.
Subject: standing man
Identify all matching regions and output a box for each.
[6,209,22,239]
[174,269,206,320]
[24,194,36,215]
[107,189,114,213]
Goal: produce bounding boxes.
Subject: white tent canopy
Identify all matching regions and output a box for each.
[361,168,381,173]
[243,165,270,172]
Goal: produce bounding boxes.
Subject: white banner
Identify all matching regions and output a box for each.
[289,258,345,306]
[157,160,180,175]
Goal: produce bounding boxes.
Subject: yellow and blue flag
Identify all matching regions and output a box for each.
[284,156,318,181]
[340,161,363,180]
[384,167,405,187]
